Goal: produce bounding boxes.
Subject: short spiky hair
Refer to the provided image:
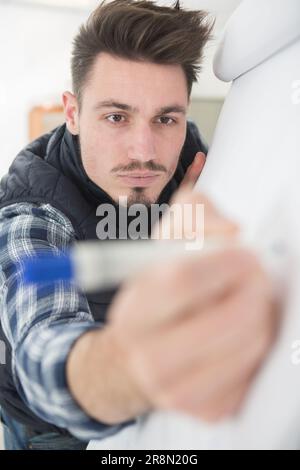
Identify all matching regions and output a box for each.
[71,0,214,107]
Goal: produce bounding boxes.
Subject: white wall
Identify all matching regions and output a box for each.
[0,3,88,175]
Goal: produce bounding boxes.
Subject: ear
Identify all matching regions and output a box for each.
[62,91,79,135]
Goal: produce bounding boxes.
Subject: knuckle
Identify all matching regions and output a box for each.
[245,333,271,373]
[194,405,225,423]
[156,259,189,292]
[228,248,260,272]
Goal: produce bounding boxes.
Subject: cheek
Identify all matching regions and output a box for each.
[162,123,186,149]
[160,134,185,169]
[80,132,113,173]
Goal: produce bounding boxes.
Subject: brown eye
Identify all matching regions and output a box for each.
[106,114,126,124]
[158,116,175,125]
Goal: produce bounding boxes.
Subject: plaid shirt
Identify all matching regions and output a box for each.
[0,201,128,441]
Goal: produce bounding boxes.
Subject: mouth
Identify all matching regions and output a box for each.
[117,172,161,187]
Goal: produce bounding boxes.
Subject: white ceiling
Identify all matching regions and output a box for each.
[2,0,241,17]
[164,0,241,15]
[2,0,242,31]
[178,0,242,31]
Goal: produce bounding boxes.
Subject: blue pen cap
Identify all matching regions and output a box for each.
[22,252,74,284]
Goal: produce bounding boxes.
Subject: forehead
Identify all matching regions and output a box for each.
[83,52,189,109]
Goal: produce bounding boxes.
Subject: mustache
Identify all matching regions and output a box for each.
[112,161,167,173]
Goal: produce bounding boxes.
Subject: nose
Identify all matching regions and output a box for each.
[127,122,157,162]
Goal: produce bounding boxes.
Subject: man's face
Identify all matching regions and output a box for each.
[63,53,189,206]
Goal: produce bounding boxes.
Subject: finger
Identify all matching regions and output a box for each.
[180,152,206,188]
[130,270,272,387]
[154,325,270,415]
[110,247,263,339]
[191,379,251,423]
[168,188,239,238]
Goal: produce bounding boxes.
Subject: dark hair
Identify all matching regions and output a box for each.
[71,0,214,108]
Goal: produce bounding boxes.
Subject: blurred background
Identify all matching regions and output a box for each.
[0,0,242,178]
[0,0,241,450]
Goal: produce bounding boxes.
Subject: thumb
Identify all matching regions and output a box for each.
[180,152,206,188]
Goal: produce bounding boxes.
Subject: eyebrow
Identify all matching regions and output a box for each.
[93,100,187,115]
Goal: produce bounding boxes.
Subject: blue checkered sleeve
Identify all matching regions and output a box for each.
[0,202,130,441]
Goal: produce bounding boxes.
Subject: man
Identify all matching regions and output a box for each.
[0,0,275,450]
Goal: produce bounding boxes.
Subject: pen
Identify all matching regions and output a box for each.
[21,238,226,292]
[21,222,290,294]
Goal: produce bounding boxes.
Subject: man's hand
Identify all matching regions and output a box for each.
[67,190,277,426]
[105,247,276,423]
